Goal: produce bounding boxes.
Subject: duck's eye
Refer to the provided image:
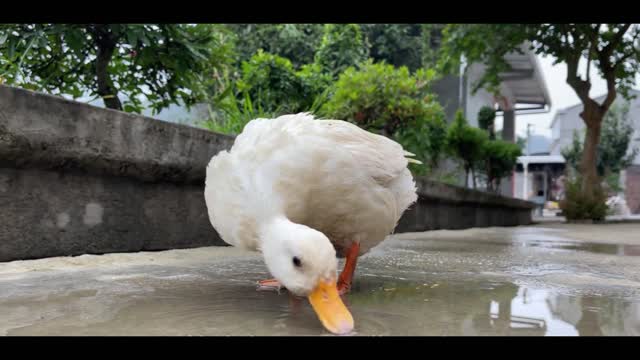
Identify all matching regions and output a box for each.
[292,256,302,267]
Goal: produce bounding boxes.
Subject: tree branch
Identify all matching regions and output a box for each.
[566,53,591,104]
[586,44,592,83]
[601,72,617,112]
[599,24,632,72]
[607,24,632,52]
[612,26,640,67]
[585,24,601,83]
[90,25,123,110]
[598,25,635,112]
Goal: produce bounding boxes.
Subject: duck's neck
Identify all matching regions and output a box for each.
[259,215,296,245]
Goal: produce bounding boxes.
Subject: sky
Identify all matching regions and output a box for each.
[497,55,640,139]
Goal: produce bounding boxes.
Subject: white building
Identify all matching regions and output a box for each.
[432,43,552,193]
[433,44,551,135]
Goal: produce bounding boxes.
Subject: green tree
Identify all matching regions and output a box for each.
[0,24,234,113]
[361,24,425,72]
[445,110,489,188]
[439,24,640,217]
[562,131,587,175]
[596,101,639,178]
[475,106,521,192]
[315,24,370,78]
[226,24,323,69]
[562,100,639,191]
[360,24,446,72]
[480,140,522,192]
[420,24,447,69]
[237,50,307,114]
[477,105,497,139]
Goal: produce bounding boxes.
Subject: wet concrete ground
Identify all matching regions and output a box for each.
[1,223,639,336]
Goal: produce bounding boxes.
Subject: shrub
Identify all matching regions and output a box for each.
[480,139,521,192]
[319,61,446,176]
[320,61,436,135]
[560,175,608,222]
[445,110,489,188]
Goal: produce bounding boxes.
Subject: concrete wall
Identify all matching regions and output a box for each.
[0,86,235,262]
[396,177,533,232]
[432,74,464,123]
[625,165,640,214]
[1,86,533,262]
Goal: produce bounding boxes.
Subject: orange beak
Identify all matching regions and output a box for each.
[308,279,354,335]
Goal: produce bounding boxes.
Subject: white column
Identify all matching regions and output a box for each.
[523,162,529,199]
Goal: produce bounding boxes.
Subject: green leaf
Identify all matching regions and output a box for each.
[126,31,138,47]
[123,104,138,113]
[7,38,15,59]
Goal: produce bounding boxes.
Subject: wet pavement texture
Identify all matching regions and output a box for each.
[1,223,639,336]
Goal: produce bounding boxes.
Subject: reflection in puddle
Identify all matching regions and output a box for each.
[519,241,640,256]
[512,230,640,256]
[3,274,640,336]
[345,276,640,336]
[489,288,578,335]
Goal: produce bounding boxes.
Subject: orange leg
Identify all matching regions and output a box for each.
[337,242,360,295]
[257,278,284,292]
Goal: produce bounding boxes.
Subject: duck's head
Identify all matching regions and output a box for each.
[261,217,354,335]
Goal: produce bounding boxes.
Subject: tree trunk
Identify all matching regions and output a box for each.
[93,26,122,111]
[471,167,477,189]
[579,109,604,195]
[464,165,470,188]
[486,161,493,192]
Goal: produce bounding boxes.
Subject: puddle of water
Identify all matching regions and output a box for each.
[402,231,640,257]
[518,241,640,256]
[2,225,640,336]
[2,273,639,336]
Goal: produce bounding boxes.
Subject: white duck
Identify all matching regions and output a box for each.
[204,113,418,334]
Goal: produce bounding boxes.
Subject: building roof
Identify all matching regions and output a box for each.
[497,44,552,112]
[517,155,565,165]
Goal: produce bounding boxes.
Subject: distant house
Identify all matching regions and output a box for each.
[511,128,563,204]
[432,43,551,134]
[549,89,640,157]
[548,89,640,213]
[513,155,565,204]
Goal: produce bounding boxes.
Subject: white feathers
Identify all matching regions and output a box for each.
[204,113,419,260]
